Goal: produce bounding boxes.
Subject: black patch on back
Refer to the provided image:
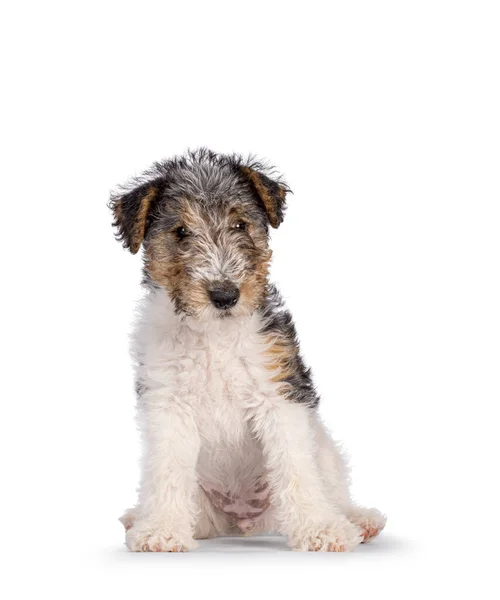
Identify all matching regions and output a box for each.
[259,285,320,409]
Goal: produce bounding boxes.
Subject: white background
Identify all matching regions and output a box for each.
[1,1,499,598]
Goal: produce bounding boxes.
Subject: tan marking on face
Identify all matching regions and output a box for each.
[144,197,273,317]
[237,248,271,314]
[176,197,205,229]
[145,222,211,316]
[144,230,178,289]
[145,200,211,302]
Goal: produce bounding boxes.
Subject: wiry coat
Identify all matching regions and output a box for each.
[111,149,385,551]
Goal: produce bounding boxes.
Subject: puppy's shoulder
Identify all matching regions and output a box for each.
[257,285,319,408]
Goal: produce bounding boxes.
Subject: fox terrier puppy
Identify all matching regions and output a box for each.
[111,149,386,552]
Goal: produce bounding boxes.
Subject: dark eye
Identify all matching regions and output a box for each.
[174,226,189,240]
[234,221,247,232]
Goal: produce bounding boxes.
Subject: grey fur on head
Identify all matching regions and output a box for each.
[109,148,291,254]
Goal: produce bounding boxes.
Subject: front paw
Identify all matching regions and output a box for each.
[126,522,198,552]
[290,517,363,552]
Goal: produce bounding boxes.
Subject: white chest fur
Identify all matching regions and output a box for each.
[133,289,277,515]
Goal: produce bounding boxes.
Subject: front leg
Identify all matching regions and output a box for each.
[251,400,363,551]
[126,394,200,552]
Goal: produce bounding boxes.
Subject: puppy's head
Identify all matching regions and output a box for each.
[110,149,290,319]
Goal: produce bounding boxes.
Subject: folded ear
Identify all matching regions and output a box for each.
[240,166,290,228]
[109,180,162,254]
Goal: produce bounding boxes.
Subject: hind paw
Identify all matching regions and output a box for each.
[346,506,386,542]
[119,507,138,531]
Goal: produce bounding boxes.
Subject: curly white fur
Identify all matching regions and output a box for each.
[121,289,385,552]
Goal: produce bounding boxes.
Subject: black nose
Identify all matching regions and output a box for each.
[209,284,240,309]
